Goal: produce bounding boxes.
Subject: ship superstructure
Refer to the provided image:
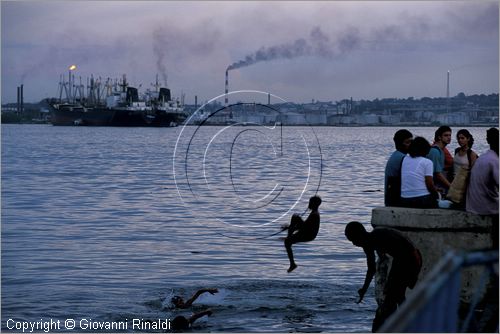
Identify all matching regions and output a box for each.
[49,69,185,127]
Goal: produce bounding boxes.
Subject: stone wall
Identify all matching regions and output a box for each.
[371,207,495,304]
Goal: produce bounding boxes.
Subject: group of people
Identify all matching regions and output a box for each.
[171,128,498,332]
[385,126,499,215]
[288,127,498,332]
[346,126,499,331]
[171,195,420,333]
[283,195,424,332]
[167,196,324,331]
[169,288,218,330]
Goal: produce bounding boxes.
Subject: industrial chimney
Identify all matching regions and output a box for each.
[446,71,450,99]
[17,86,20,114]
[446,71,450,114]
[20,84,24,113]
[225,69,229,106]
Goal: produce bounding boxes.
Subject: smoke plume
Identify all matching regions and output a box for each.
[226,26,361,71]
[153,28,169,87]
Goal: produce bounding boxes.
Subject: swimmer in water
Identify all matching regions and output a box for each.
[171,288,219,309]
[171,309,212,331]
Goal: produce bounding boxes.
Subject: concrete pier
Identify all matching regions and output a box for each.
[371,207,495,304]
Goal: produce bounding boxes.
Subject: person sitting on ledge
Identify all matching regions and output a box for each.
[385,129,413,207]
[400,136,439,209]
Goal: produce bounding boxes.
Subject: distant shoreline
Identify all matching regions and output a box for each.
[2,122,497,128]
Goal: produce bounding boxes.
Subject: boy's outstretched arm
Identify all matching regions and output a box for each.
[357,248,376,303]
[184,289,218,307]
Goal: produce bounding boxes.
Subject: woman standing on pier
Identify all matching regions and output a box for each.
[453,129,478,177]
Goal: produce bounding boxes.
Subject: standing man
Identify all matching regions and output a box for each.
[345,221,422,332]
[466,128,499,248]
[385,129,413,206]
[427,126,452,193]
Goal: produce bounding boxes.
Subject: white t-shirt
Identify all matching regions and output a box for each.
[401,156,434,198]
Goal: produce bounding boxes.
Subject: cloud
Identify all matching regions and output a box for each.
[1,1,497,103]
[151,19,222,87]
[225,1,498,76]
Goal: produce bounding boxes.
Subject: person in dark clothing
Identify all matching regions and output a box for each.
[385,129,413,206]
[171,309,212,331]
[427,126,453,192]
[345,221,422,332]
[282,196,321,273]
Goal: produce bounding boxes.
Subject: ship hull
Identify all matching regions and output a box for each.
[50,106,184,127]
[110,109,183,127]
[50,105,114,126]
[49,73,185,127]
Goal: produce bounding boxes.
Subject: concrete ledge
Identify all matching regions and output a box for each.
[372,207,493,232]
[371,206,495,303]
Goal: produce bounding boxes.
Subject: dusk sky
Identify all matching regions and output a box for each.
[1,1,498,104]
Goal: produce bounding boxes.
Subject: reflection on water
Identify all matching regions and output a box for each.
[1,124,491,332]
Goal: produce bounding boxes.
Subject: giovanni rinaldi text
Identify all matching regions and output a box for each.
[6,318,172,332]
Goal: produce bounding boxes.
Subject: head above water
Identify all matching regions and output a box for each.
[344,221,368,246]
[308,196,322,210]
[393,129,413,153]
[171,296,184,307]
[171,315,190,330]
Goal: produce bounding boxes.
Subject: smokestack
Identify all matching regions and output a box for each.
[268,93,270,105]
[446,71,450,99]
[68,70,72,101]
[17,86,20,114]
[20,84,24,113]
[195,95,198,109]
[225,69,229,106]
[446,71,450,114]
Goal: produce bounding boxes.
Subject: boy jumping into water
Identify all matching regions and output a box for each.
[282,196,322,273]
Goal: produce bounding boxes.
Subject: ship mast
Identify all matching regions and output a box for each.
[155,74,160,93]
[120,74,128,92]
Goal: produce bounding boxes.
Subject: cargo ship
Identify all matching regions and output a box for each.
[50,71,186,127]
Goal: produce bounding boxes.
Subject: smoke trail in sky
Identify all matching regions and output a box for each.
[153,28,169,87]
[227,26,361,71]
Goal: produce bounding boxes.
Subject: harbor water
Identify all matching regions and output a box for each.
[1,124,491,332]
